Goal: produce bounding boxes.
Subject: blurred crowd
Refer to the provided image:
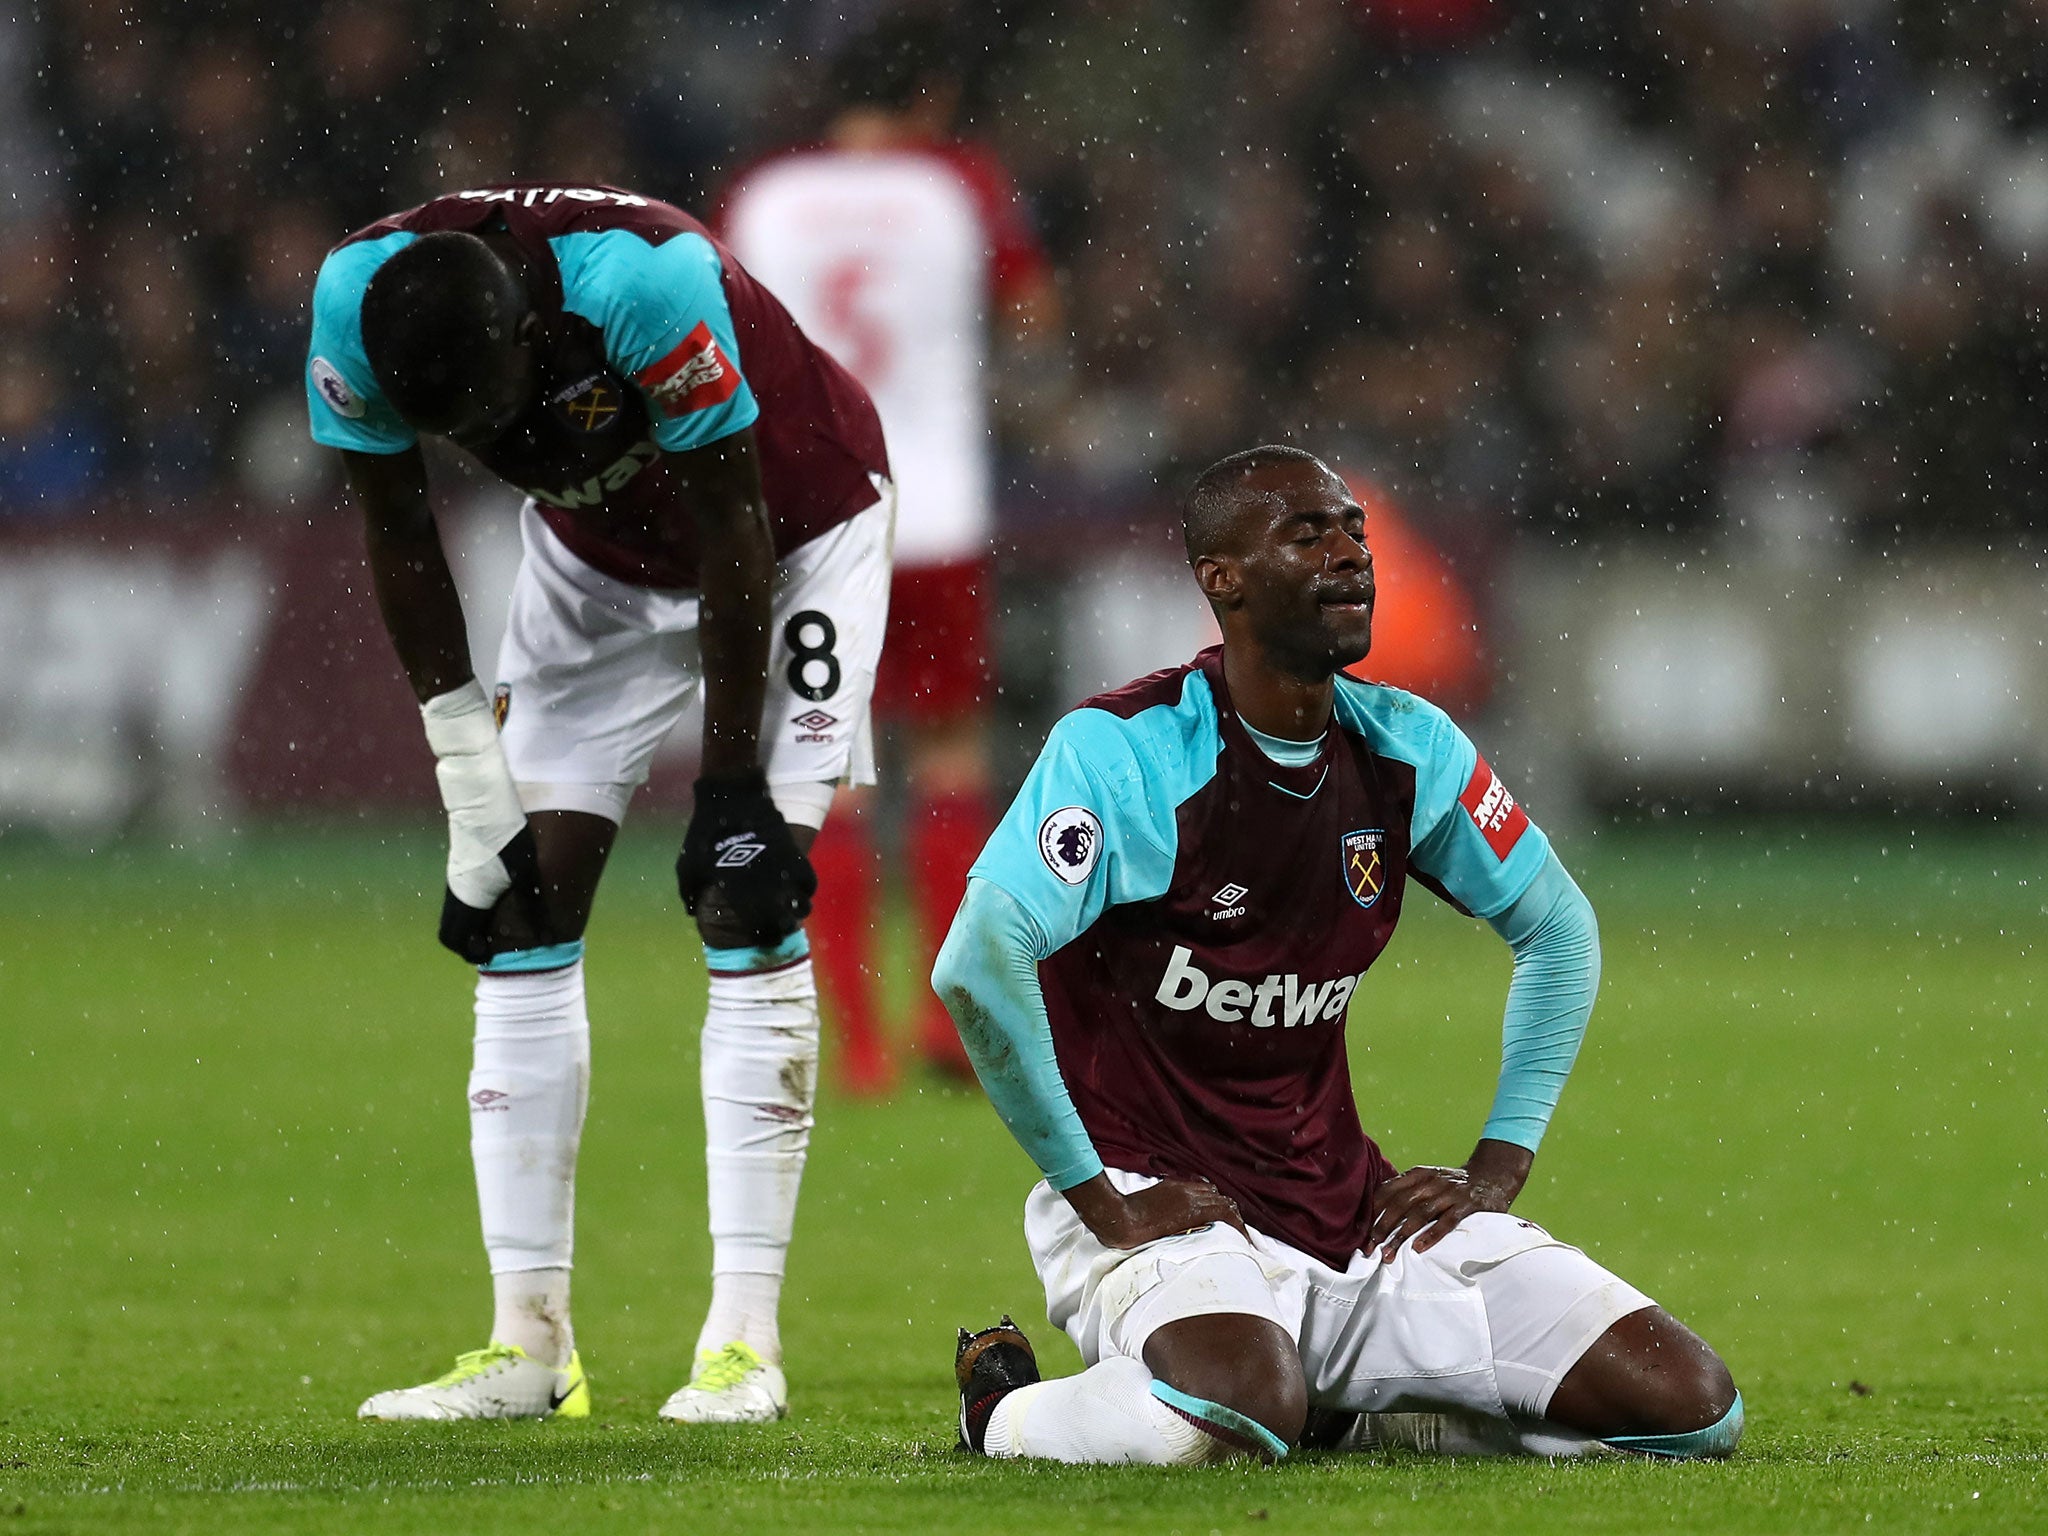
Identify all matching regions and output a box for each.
[3,0,2046,560]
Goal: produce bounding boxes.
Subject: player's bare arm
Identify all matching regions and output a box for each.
[665,424,817,948]
[346,445,473,702]
[342,443,552,960]
[668,427,774,778]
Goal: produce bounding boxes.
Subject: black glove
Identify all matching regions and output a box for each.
[438,821,550,964]
[677,768,816,942]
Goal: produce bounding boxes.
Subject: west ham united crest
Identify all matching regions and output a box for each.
[1342,827,1385,908]
[551,374,620,433]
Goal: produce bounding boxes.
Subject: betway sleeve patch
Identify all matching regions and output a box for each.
[635,321,742,416]
[1459,755,1530,860]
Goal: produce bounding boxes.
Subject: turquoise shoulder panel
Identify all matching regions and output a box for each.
[548,229,760,454]
[305,231,419,455]
[1333,676,1549,919]
[971,670,1222,957]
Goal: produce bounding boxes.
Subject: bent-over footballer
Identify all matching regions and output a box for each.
[307,182,891,1426]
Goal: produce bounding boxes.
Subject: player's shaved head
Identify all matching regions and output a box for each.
[1182,445,1335,563]
[360,231,529,430]
[1183,444,1373,679]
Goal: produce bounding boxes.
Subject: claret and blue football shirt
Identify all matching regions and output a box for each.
[305,183,888,588]
[959,646,1563,1267]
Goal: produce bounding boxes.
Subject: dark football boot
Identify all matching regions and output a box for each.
[1298,1405,1364,1451]
[954,1315,1040,1453]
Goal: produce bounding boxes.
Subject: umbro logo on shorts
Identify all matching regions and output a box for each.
[715,836,767,869]
[791,708,838,743]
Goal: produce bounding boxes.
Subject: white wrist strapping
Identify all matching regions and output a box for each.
[421,680,528,909]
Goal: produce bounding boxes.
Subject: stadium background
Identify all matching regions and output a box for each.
[3,3,2045,1532]
[5,0,2048,826]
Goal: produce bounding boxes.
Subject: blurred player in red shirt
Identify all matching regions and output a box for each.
[722,21,1058,1093]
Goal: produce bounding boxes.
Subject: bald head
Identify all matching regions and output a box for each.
[1181,444,1373,677]
[360,230,529,431]
[1182,445,1335,564]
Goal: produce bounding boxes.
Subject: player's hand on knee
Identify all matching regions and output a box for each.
[421,680,549,963]
[677,768,817,942]
[1065,1174,1246,1250]
[1369,1160,1514,1259]
[437,820,550,963]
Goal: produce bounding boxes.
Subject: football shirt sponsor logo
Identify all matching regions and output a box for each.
[528,437,660,508]
[1037,806,1101,884]
[1458,756,1530,860]
[1154,945,1363,1028]
[636,322,742,416]
[311,357,365,419]
[1341,828,1385,909]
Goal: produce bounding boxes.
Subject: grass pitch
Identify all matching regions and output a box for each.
[2,818,2043,1533]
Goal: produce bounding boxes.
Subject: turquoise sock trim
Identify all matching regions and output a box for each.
[1149,1381,1290,1461]
[478,939,586,975]
[703,929,810,973]
[1604,1391,1745,1460]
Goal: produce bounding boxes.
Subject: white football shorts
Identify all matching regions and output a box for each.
[494,479,894,829]
[1023,1167,1656,1422]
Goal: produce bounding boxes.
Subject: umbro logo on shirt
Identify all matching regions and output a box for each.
[1210,883,1249,920]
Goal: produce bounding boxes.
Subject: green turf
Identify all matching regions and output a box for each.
[2,818,2043,1533]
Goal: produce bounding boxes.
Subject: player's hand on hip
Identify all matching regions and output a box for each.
[1064,1173,1247,1250]
[420,680,550,963]
[677,768,817,944]
[1368,1166,1491,1260]
[1368,1140,1531,1259]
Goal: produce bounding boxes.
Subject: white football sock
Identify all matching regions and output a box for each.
[984,1357,1233,1465]
[491,1267,574,1368]
[695,952,819,1365]
[470,961,590,1368]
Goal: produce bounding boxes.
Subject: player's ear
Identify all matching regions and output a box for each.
[1193,553,1240,610]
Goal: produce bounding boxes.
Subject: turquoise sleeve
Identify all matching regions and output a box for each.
[967,704,1194,955]
[1404,715,1551,920]
[1479,851,1600,1151]
[931,877,1104,1191]
[1333,678,1549,921]
[549,229,760,454]
[305,232,420,455]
